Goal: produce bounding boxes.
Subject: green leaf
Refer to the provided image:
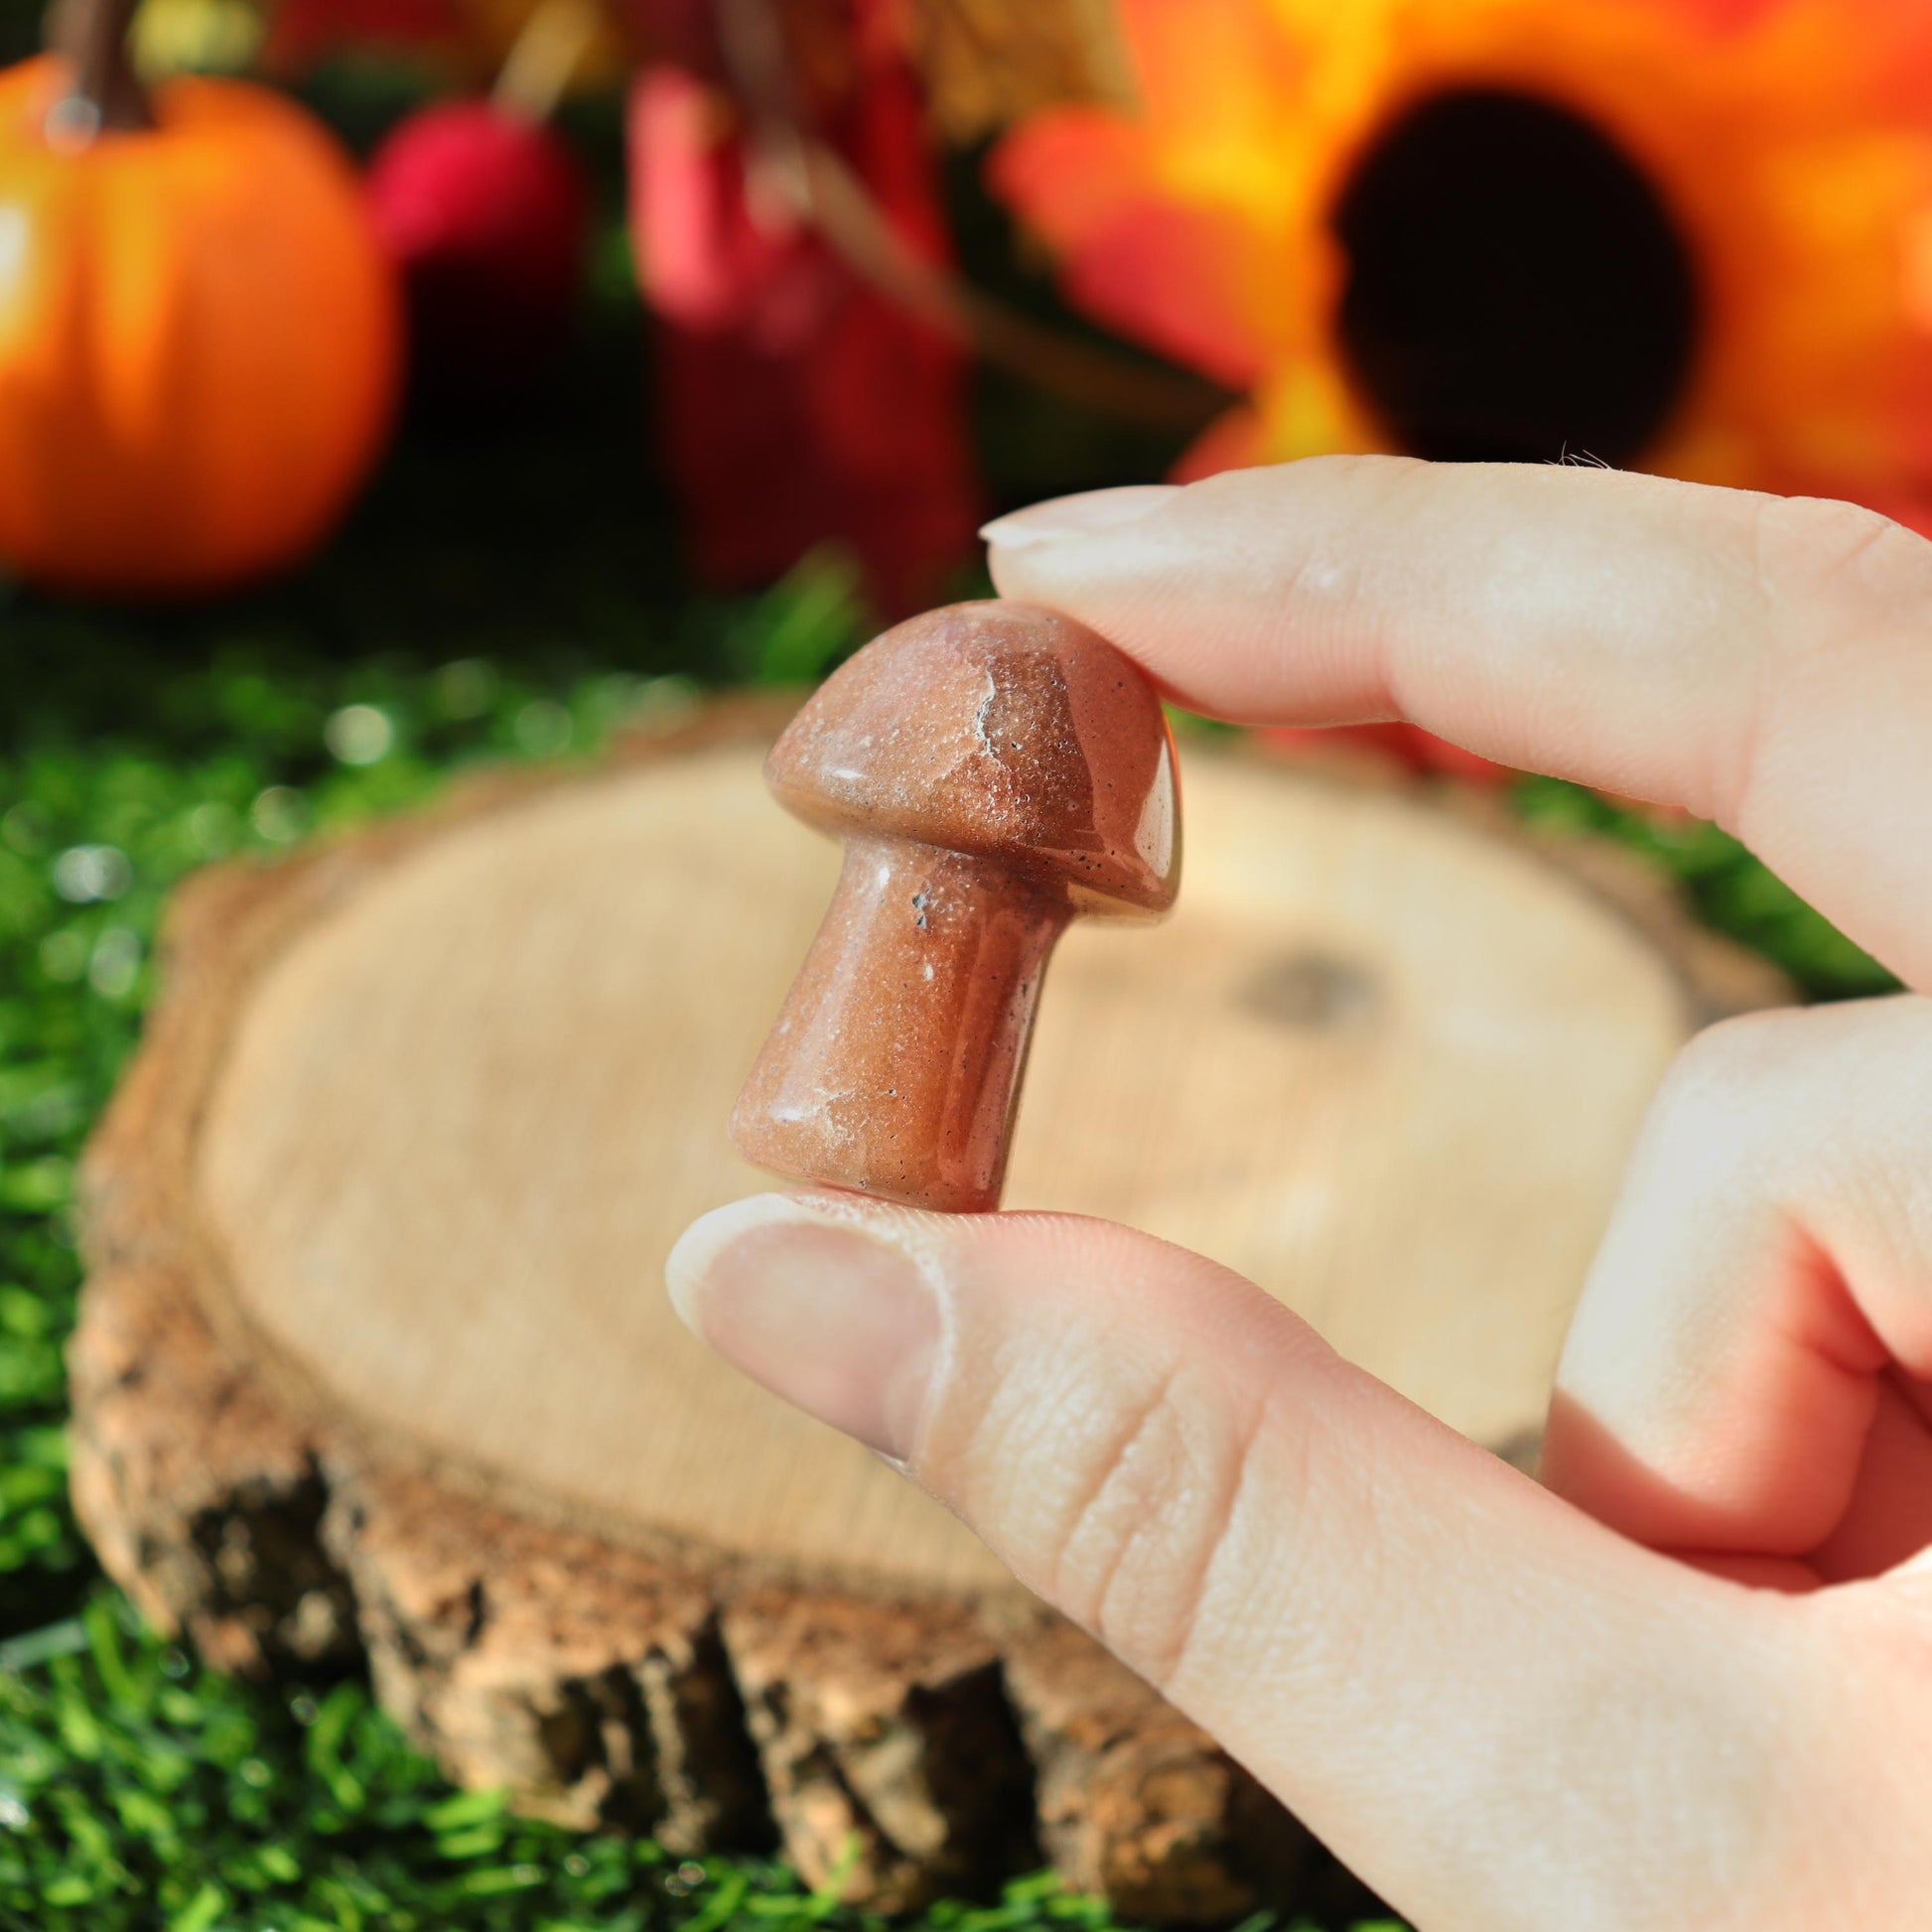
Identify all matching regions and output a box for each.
[421,1787,509,1833]
[167,1882,226,1932]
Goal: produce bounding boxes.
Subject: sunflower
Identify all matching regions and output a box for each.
[991,0,1932,501]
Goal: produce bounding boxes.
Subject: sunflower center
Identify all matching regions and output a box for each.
[1331,88,1697,466]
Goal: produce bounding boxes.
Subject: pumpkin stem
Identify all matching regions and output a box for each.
[46,0,155,143]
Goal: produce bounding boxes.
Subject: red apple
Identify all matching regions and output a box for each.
[366,99,590,410]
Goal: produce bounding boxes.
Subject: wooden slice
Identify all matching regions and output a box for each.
[69,699,1786,1919]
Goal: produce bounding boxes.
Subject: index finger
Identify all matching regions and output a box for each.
[985,457,1932,990]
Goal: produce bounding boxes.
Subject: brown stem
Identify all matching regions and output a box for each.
[731,838,1070,1212]
[798,142,1229,433]
[492,0,602,125]
[47,0,154,141]
[713,0,1230,435]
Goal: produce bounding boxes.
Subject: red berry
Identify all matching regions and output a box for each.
[366,100,590,409]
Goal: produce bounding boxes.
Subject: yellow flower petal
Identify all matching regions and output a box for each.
[994,0,1932,496]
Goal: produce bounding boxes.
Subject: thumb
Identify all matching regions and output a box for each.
[668,1192,1818,1931]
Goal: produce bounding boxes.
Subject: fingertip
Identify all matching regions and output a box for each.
[979,483,1180,553]
[665,1190,947,1460]
[664,1192,814,1332]
[666,1187,957,1330]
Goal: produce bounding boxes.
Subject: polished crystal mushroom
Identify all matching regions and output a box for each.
[730,601,1180,1212]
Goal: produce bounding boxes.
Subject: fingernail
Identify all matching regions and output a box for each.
[667,1196,942,1461]
[980,483,1180,551]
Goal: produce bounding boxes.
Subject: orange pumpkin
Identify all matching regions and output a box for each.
[0,56,401,597]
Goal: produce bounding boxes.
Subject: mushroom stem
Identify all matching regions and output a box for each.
[732,837,1071,1212]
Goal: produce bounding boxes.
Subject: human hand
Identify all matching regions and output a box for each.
[670,458,1932,1932]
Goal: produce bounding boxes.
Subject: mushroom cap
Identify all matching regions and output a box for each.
[765,601,1178,916]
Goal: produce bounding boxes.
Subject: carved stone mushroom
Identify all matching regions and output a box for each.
[732,601,1179,1211]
